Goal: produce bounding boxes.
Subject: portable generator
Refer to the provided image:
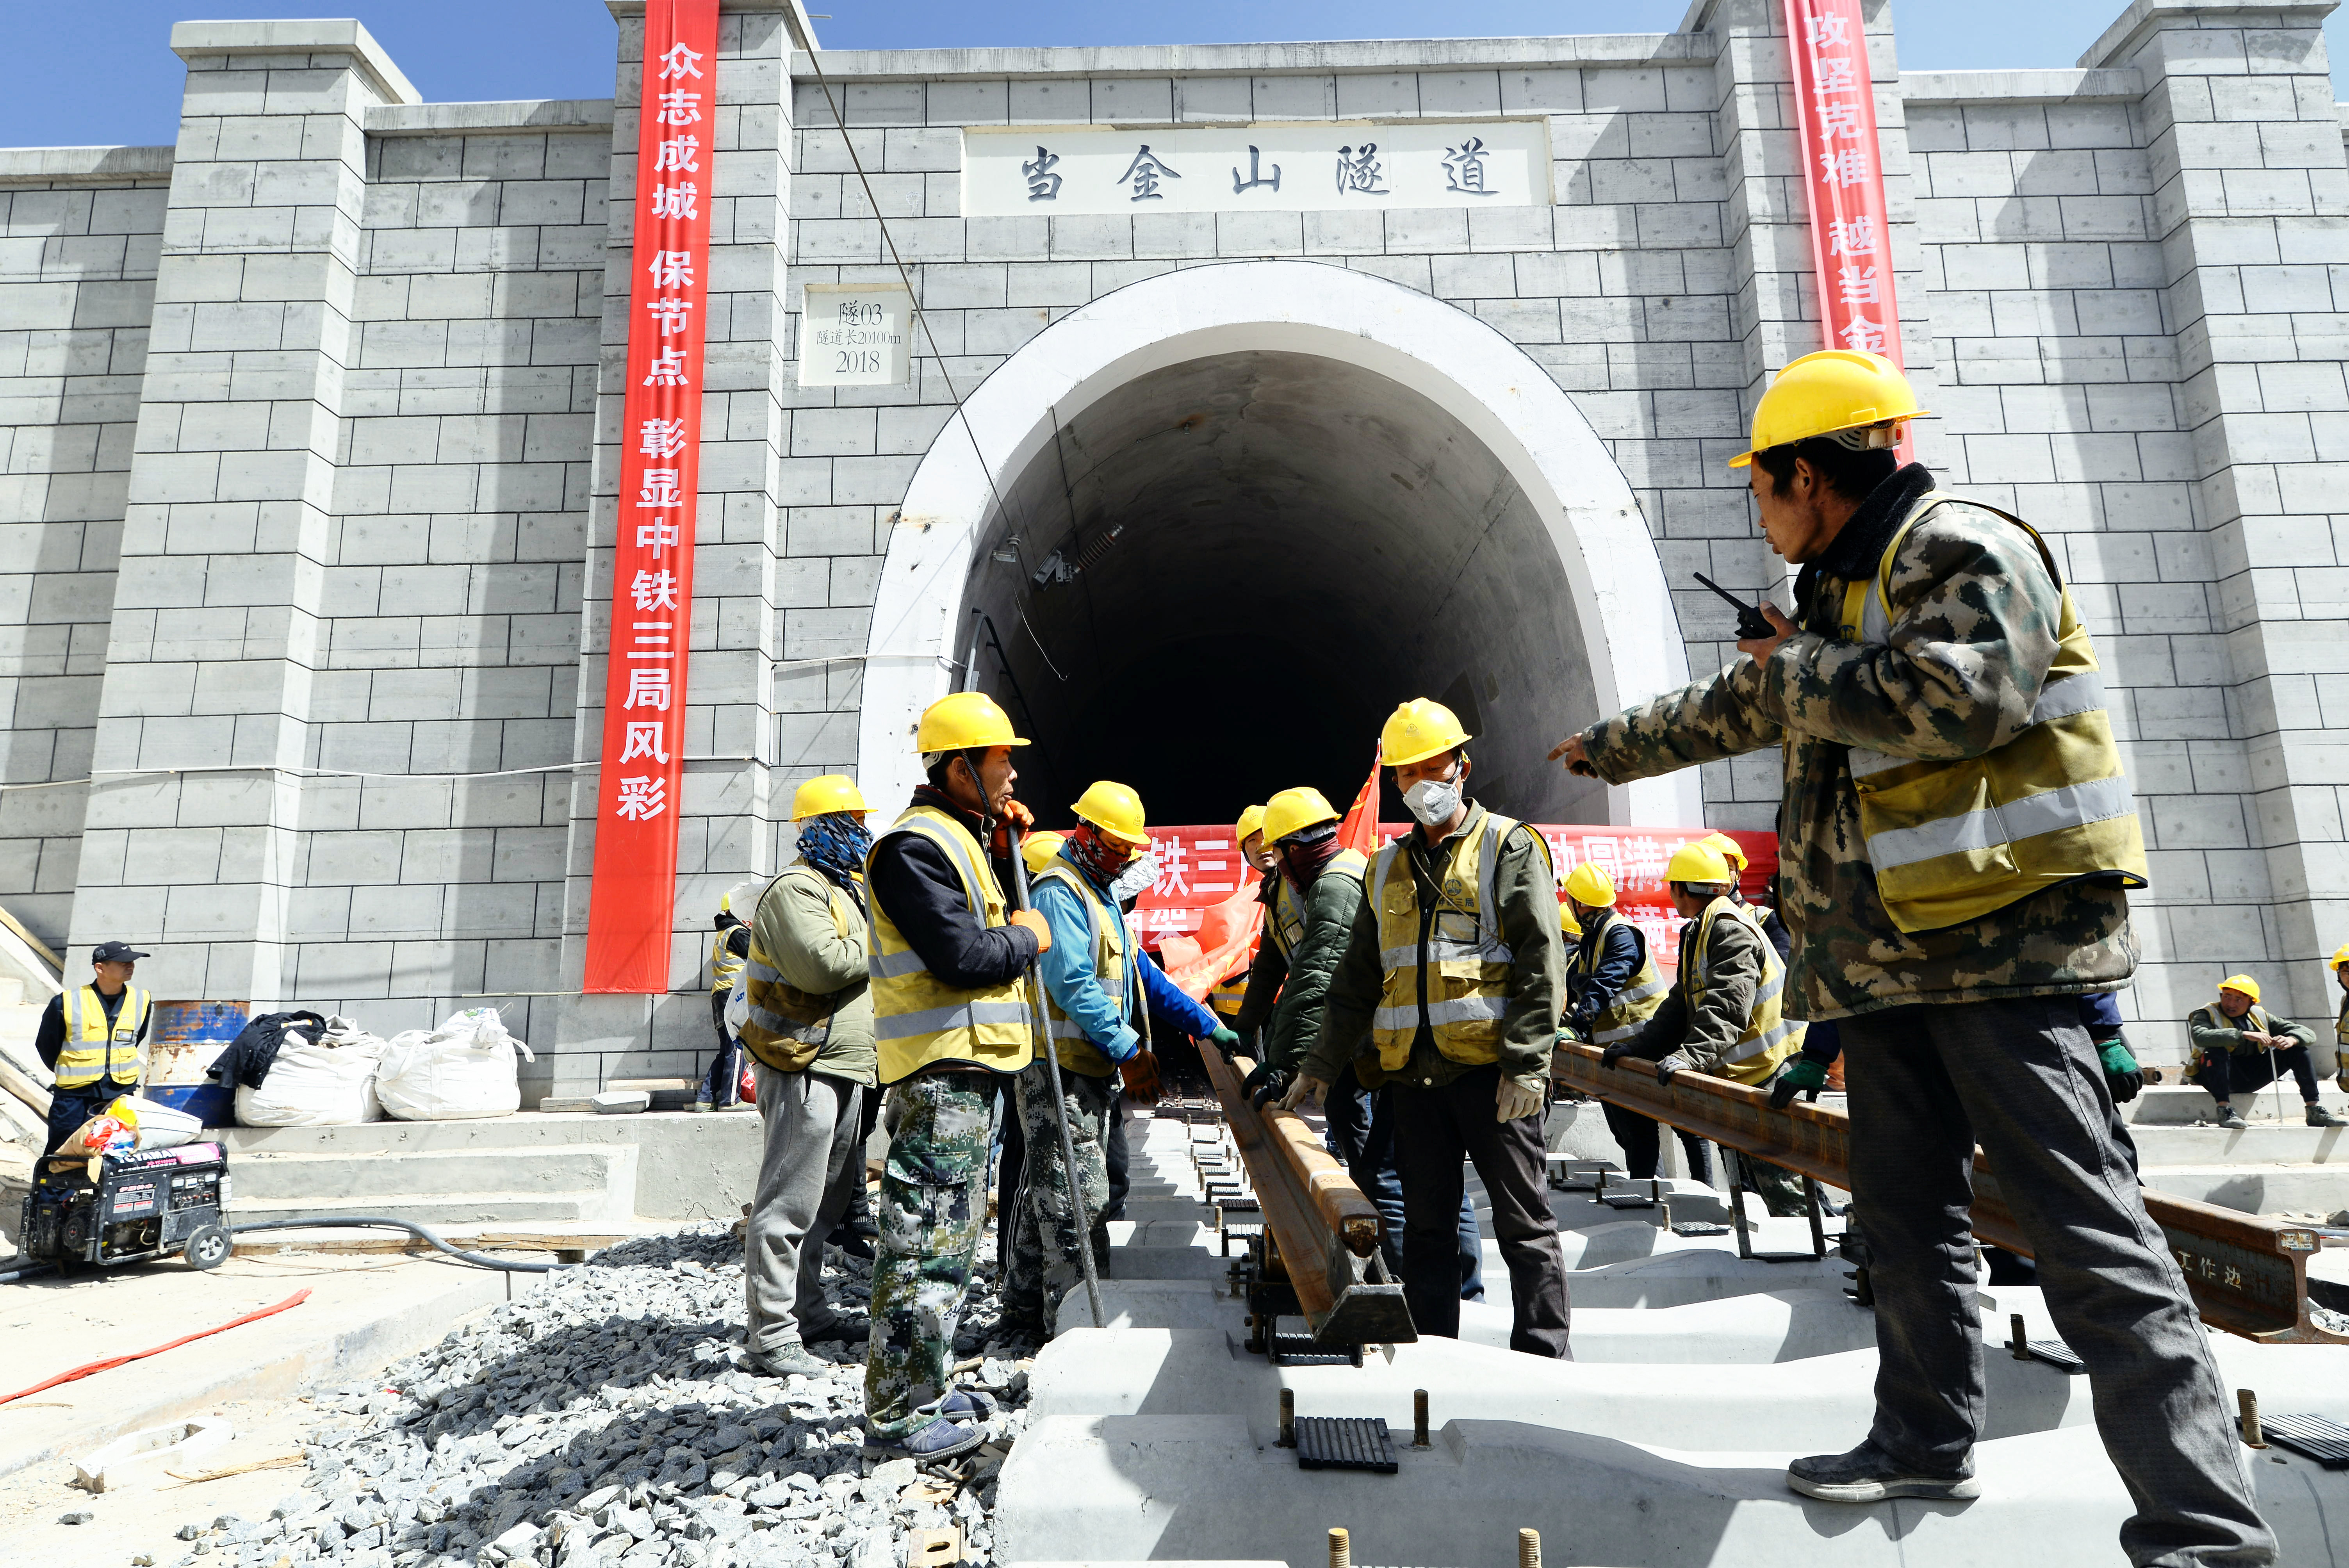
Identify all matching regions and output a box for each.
[19,1140,231,1272]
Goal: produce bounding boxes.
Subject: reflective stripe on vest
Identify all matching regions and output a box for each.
[1032,859,1128,1079]
[1686,898,1802,1087]
[864,805,1035,1084]
[2337,996,2348,1050]
[1271,849,1366,963]
[738,864,865,1074]
[1837,492,2149,934]
[55,984,150,1090]
[1368,808,1543,1072]
[1570,911,1668,1045]
[710,932,747,994]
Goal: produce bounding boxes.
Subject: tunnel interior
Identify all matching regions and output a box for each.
[959,349,1613,830]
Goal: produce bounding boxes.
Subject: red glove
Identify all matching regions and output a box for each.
[1120,1050,1163,1104]
[989,799,1037,860]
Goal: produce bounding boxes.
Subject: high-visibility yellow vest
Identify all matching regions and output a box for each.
[2336,994,2347,1052]
[55,984,150,1090]
[1686,897,1802,1085]
[2190,1003,2287,1057]
[866,805,1035,1084]
[1209,968,1247,1021]
[739,864,864,1074]
[1032,860,1128,1080]
[1368,808,1547,1071]
[1839,492,2148,934]
[710,928,747,994]
[1570,910,1668,1045]
[1270,850,1368,962]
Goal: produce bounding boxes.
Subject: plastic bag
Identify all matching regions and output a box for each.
[234,1020,384,1126]
[375,1008,535,1122]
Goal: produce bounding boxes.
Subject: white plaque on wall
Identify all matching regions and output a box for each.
[798,282,914,387]
[963,120,1551,218]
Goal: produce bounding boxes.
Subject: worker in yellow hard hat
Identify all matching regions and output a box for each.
[740,772,880,1377]
[2333,944,2349,1094]
[1602,841,1807,1211]
[1207,806,1273,1029]
[1558,859,1707,1184]
[1003,781,1233,1338]
[1550,351,2261,1552]
[698,889,754,1113]
[1289,698,1572,1358]
[2187,974,2340,1131]
[862,691,1051,1460]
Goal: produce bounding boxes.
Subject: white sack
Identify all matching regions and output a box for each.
[375,1007,535,1122]
[116,1093,201,1150]
[234,1019,384,1127]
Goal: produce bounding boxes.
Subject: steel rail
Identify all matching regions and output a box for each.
[1200,1044,1413,1347]
[1552,1039,2343,1344]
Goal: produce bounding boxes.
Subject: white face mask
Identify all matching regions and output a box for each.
[1109,854,1158,903]
[1403,775,1463,828]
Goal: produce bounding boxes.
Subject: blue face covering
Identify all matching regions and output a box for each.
[797,811,873,895]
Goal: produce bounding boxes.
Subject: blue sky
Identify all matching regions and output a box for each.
[9,2,2346,147]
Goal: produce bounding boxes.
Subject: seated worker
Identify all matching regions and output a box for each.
[36,941,153,1156]
[2188,974,2345,1130]
[1601,841,1807,1212]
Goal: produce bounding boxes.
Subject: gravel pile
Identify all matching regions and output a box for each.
[159,1227,1037,1568]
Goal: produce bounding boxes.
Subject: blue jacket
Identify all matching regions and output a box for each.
[1032,853,1218,1062]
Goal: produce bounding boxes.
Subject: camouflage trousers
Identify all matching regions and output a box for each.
[1005,1058,1115,1334]
[863,1071,1000,1439]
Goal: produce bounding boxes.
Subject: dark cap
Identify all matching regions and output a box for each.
[91,942,150,964]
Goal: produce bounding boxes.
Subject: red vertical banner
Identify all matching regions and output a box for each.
[1784,0,1909,402]
[584,0,720,992]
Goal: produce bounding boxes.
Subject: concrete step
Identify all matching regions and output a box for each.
[225,1190,618,1226]
[231,1144,635,1204]
[2132,1122,2349,1164]
[2128,1082,2349,1125]
[2141,1164,2349,1215]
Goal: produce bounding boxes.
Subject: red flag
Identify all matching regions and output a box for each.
[1336,744,1381,860]
[1159,879,1261,1002]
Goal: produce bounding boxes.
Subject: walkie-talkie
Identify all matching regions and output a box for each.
[1693,571,1776,640]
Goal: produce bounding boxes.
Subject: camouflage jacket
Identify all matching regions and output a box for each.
[1577,463,2135,1022]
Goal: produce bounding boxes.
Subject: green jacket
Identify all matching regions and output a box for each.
[1306,805,1565,1094]
[2187,1003,2317,1060]
[1577,467,2134,1022]
[1262,859,1367,1078]
[752,861,877,1087]
[1629,904,1764,1074]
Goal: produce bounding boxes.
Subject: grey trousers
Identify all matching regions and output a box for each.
[1842,996,2273,1568]
[745,1064,867,1357]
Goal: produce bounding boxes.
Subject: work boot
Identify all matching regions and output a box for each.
[747,1339,832,1379]
[802,1313,869,1345]
[2308,1103,2345,1128]
[826,1217,877,1261]
[1787,1438,1980,1504]
[870,1413,985,1463]
[2213,1104,2247,1130]
[938,1386,998,1421]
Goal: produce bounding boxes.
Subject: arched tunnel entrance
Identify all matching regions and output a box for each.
[854,260,1702,832]
[960,349,1609,827]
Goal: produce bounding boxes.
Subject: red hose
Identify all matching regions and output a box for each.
[0,1288,312,1406]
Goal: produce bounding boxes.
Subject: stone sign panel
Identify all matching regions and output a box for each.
[962,120,1551,217]
[798,283,914,387]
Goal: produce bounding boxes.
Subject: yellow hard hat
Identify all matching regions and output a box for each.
[2332,943,2349,972]
[1071,780,1149,845]
[1701,831,1749,873]
[791,773,870,821]
[915,691,1028,753]
[719,892,732,913]
[1562,861,1617,909]
[1020,830,1066,876]
[2220,974,2262,1003]
[1666,840,1734,887]
[1381,698,1471,768]
[1729,349,1931,469]
[1262,786,1340,845]
[1558,902,1583,939]
[1235,804,1267,847]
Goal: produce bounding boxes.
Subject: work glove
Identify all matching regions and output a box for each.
[1768,1057,1829,1111]
[1206,1026,1242,1060]
[2099,1039,2144,1104]
[1240,1061,1285,1104]
[1599,1040,1633,1070]
[1250,1068,1292,1111]
[1007,908,1052,954]
[1652,1051,1697,1088]
[1495,1077,1545,1123]
[1119,1050,1162,1105]
[1280,1074,1328,1114]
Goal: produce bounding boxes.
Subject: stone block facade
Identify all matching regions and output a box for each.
[0,0,2342,1083]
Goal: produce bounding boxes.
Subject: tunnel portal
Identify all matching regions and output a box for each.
[957,349,1614,830]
